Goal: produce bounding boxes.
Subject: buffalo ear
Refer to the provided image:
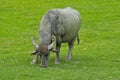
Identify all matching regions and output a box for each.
[51,48,57,53]
[31,51,37,55]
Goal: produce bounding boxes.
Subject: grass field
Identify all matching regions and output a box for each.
[0,0,120,80]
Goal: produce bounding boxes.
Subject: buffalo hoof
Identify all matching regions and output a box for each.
[31,59,38,64]
[40,65,47,68]
[66,56,71,61]
[55,61,60,64]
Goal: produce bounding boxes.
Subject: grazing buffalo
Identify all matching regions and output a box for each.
[31,7,81,67]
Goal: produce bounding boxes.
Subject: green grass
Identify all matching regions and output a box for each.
[0,0,120,80]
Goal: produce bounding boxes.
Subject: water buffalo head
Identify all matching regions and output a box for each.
[31,35,57,67]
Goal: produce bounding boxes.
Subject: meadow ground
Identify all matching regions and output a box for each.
[0,0,120,80]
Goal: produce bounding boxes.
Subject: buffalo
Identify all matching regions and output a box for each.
[31,7,81,67]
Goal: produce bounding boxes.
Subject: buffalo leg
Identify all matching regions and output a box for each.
[31,54,38,64]
[67,39,75,61]
[55,42,61,64]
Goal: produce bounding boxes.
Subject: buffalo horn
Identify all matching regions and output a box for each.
[48,35,56,50]
[32,37,38,50]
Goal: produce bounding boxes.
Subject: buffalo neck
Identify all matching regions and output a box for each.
[39,25,51,46]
